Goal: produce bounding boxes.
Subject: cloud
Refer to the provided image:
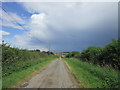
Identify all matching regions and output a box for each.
[3,0,119,2]
[0,30,10,44]
[12,13,52,51]
[29,13,53,40]
[12,2,118,52]
[21,2,117,31]
[13,33,50,51]
[0,8,26,30]
[0,30,10,35]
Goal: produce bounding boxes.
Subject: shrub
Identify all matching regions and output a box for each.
[66,51,80,58]
[66,39,120,69]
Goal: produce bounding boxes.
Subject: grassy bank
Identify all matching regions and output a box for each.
[3,57,56,88]
[64,58,119,88]
[65,39,119,69]
[2,43,57,88]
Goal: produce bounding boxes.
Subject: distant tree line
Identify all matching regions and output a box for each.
[2,43,53,64]
[66,39,120,70]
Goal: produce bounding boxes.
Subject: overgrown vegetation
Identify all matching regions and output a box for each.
[65,39,119,88]
[2,42,54,77]
[64,58,119,88]
[2,42,56,88]
[66,39,120,69]
[3,58,55,88]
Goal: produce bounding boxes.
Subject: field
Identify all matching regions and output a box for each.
[64,58,119,88]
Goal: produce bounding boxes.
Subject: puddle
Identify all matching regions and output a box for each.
[20,82,29,88]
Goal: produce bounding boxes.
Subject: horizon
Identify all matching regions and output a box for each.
[1,1,118,52]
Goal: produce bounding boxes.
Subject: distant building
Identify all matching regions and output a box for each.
[54,53,60,55]
[54,52,69,57]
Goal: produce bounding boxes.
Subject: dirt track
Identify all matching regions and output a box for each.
[21,59,79,88]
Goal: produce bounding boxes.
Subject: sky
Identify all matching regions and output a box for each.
[0,1,118,52]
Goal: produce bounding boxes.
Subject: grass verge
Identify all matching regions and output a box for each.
[64,58,119,88]
[3,57,56,88]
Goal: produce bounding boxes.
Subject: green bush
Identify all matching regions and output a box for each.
[66,51,80,58]
[2,43,54,77]
[100,39,120,69]
[66,39,120,69]
[80,46,104,64]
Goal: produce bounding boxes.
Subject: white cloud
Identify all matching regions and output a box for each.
[2,21,26,30]
[2,0,119,2]
[21,2,117,31]
[0,30,10,35]
[12,13,52,50]
[12,2,118,51]
[0,8,26,30]
[40,48,49,52]
[0,30,10,44]
[29,13,53,40]
[13,34,49,51]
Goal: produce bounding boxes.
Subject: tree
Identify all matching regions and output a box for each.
[66,51,80,58]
